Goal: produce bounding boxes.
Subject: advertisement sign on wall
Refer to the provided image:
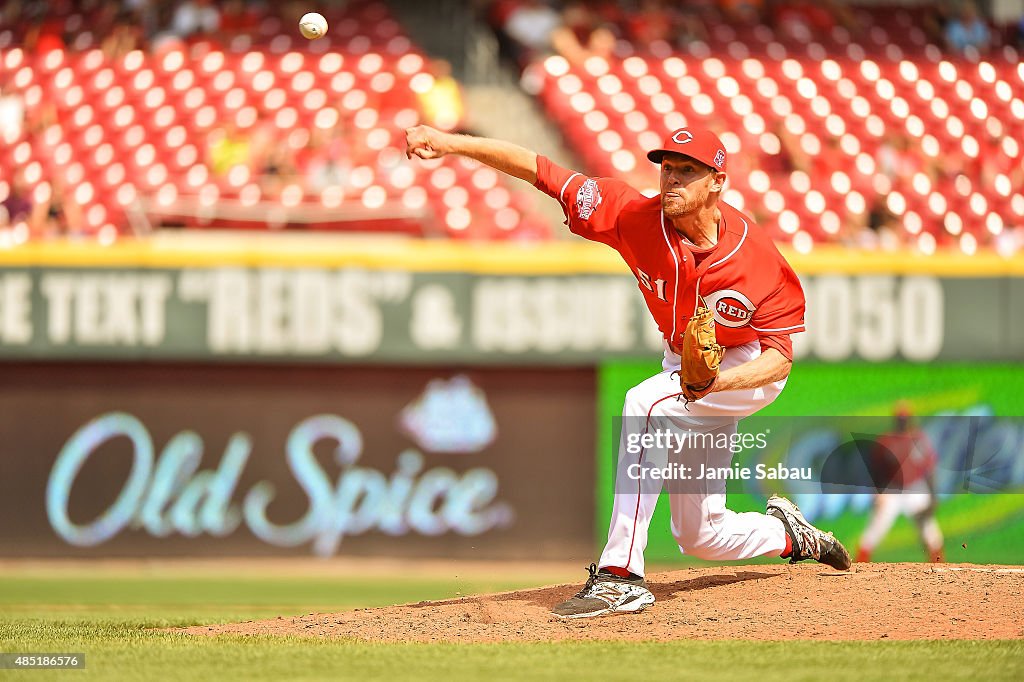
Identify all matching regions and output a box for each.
[0,364,596,559]
[1,266,1020,362]
[596,362,1024,565]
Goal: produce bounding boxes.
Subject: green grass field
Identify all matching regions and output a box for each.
[1,562,1023,681]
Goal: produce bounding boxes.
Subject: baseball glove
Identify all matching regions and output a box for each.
[678,299,725,402]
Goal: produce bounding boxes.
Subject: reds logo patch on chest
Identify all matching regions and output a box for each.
[575,178,603,220]
[702,289,756,328]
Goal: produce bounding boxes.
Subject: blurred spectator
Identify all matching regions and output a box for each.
[23,99,57,138]
[124,0,161,38]
[0,0,24,28]
[172,0,220,39]
[923,0,958,46]
[1,174,34,227]
[974,132,1024,191]
[502,0,563,63]
[37,180,85,238]
[718,0,765,26]
[417,60,466,132]
[23,16,66,53]
[875,134,932,181]
[861,196,903,251]
[101,11,143,59]
[674,13,710,48]
[944,1,992,54]
[305,125,356,192]
[4,177,87,239]
[486,0,521,28]
[208,122,251,176]
[92,0,128,37]
[624,0,673,43]
[623,0,704,47]
[0,84,24,145]
[775,124,812,175]
[772,0,837,42]
[551,2,617,64]
[772,0,857,42]
[812,135,843,177]
[258,145,299,196]
[237,112,293,196]
[219,0,260,39]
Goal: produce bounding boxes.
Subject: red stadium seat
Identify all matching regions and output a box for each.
[1,4,1016,245]
[534,40,1023,248]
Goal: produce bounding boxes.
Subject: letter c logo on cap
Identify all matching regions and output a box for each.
[671,130,693,144]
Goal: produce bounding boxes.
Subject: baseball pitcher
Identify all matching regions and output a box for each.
[405,124,851,618]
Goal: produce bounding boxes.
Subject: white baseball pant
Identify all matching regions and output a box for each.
[859,483,943,555]
[598,341,790,577]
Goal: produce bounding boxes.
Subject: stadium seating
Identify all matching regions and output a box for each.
[2,1,1021,252]
[0,2,549,242]
[527,4,1023,254]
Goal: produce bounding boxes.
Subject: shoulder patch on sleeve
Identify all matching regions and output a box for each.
[575,178,603,220]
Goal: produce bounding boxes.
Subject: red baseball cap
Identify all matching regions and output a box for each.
[646,128,728,172]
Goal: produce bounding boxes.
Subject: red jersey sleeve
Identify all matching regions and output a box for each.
[750,265,805,362]
[759,334,794,362]
[533,155,641,249]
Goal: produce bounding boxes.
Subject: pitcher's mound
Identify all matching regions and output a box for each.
[176,563,1024,642]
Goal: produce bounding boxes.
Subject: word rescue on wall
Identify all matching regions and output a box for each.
[0,266,1012,362]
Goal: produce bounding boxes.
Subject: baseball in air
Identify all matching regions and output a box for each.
[299,12,328,40]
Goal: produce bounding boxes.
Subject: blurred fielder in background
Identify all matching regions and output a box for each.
[857,402,945,563]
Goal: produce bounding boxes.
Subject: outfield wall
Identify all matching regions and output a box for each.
[0,239,1022,363]
[1,239,1021,559]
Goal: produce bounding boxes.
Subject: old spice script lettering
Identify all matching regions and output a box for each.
[46,413,513,555]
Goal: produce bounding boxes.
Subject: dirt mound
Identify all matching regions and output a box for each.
[176,563,1024,642]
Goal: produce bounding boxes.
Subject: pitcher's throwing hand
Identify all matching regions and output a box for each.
[405,125,449,160]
